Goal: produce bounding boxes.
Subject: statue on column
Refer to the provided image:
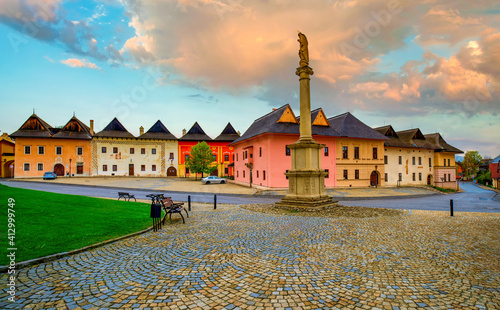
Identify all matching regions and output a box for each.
[298,31,309,67]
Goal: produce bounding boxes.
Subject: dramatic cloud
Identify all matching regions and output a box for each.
[60,58,101,70]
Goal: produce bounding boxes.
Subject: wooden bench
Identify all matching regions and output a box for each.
[161,198,189,224]
[118,192,136,202]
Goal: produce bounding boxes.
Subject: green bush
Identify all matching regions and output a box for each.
[476,170,492,185]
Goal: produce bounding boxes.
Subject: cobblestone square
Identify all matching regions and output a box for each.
[1,204,499,309]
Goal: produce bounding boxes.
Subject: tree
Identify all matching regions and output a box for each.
[185,141,216,180]
[462,151,482,178]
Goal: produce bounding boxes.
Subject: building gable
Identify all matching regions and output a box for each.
[277,105,299,124]
[312,109,330,127]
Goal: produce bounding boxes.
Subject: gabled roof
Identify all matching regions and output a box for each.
[214,123,240,142]
[231,104,339,145]
[0,133,14,144]
[180,122,212,141]
[373,125,398,138]
[138,120,177,140]
[94,118,135,138]
[374,125,411,148]
[328,112,387,140]
[10,114,54,138]
[52,116,92,140]
[424,133,463,153]
[491,155,500,164]
[395,128,436,149]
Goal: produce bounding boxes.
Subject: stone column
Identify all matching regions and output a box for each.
[297,66,314,142]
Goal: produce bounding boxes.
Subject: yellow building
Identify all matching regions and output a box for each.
[328,113,387,187]
[425,133,462,190]
[0,133,15,178]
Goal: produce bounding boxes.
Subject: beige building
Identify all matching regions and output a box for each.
[92,118,178,177]
[375,126,435,186]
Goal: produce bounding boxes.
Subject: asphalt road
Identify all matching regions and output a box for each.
[342,181,500,213]
[1,180,499,213]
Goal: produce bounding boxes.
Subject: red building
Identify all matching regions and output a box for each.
[178,122,240,178]
[490,155,500,189]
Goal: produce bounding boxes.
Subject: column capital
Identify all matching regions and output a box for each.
[296,66,314,77]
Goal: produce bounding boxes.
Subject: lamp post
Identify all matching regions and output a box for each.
[375,165,378,188]
[69,158,72,177]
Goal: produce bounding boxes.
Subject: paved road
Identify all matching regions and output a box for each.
[2,180,499,212]
[342,181,500,213]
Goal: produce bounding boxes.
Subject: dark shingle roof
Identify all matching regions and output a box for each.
[10,114,54,138]
[328,112,387,140]
[397,129,436,149]
[424,133,463,153]
[374,125,412,148]
[138,120,177,140]
[52,116,92,140]
[231,104,339,145]
[94,118,135,138]
[214,123,240,142]
[180,122,212,141]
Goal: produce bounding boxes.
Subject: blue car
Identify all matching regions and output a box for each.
[43,172,57,180]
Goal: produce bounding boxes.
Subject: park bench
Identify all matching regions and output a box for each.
[161,197,189,224]
[118,192,136,202]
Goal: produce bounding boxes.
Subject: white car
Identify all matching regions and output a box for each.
[201,176,226,184]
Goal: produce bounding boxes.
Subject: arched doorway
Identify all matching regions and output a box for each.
[54,164,65,176]
[3,161,14,178]
[167,166,177,176]
[427,174,433,185]
[370,171,379,187]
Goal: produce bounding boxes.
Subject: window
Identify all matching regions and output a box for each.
[398,173,402,181]
[399,156,402,165]
[419,173,422,181]
[385,173,388,182]
[141,165,145,171]
[236,153,238,161]
[152,165,156,171]
[412,173,416,181]
[152,148,156,155]
[443,174,447,182]
[24,163,30,171]
[112,165,117,172]
[37,163,43,171]
[237,171,239,178]
[141,148,146,154]
[286,146,290,156]
[448,159,450,166]
[213,155,217,161]
[102,147,107,153]
[244,151,247,159]
[412,157,415,165]
[185,154,190,161]
[418,157,422,165]
[372,147,378,159]
[256,170,259,178]
[113,147,118,154]
[186,167,190,174]
[325,169,329,179]
[38,146,45,155]
[169,153,174,159]
[233,154,235,161]
[243,170,245,178]
[77,147,83,156]
[444,159,446,166]
[285,170,288,179]
[429,158,432,167]
[56,146,62,155]
[448,173,451,181]
[24,146,31,155]
[224,168,229,175]
[384,156,388,164]
[130,148,135,154]
[250,153,253,158]
[103,165,108,171]
[224,154,229,161]
[354,147,359,159]
[324,147,329,156]
[260,147,262,157]
[355,170,359,179]
[263,170,266,180]
[343,146,348,159]
[343,170,348,180]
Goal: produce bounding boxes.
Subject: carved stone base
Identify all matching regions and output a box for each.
[275,196,338,210]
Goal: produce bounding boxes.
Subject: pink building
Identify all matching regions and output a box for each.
[231,104,338,188]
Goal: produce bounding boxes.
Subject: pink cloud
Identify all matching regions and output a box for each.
[60,58,101,70]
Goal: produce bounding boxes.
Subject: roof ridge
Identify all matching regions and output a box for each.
[254,104,289,122]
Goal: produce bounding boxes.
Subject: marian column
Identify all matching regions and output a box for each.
[275,32,335,209]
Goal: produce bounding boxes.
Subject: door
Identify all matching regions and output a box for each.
[129,164,134,176]
[76,164,83,175]
[211,168,218,176]
[167,166,177,176]
[427,174,432,185]
[54,164,64,176]
[370,171,379,186]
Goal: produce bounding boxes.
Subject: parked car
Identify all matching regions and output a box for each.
[201,176,226,184]
[43,172,57,180]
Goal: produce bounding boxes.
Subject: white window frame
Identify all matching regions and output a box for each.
[24,146,31,155]
[77,147,83,156]
[37,163,44,171]
[55,146,62,155]
[24,163,30,171]
[38,146,45,155]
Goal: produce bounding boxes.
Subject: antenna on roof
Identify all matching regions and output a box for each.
[33,108,35,115]
[73,111,76,117]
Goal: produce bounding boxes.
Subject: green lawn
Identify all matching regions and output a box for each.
[0,184,152,265]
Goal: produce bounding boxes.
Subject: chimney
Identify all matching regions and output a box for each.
[237,131,240,136]
[90,120,94,134]
[182,128,186,136]
[139,126,144,136]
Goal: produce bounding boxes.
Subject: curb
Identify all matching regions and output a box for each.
[0,225,154,274]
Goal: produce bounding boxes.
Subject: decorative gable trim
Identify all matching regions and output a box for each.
[312,109,330,127]
[277,105,298,124]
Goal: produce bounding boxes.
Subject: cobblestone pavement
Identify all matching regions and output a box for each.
[2,204,499,309]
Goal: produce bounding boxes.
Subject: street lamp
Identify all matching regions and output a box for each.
[69,158,72,177]
[375,165,378,188]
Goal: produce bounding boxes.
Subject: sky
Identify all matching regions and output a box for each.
[0,0,499,159]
